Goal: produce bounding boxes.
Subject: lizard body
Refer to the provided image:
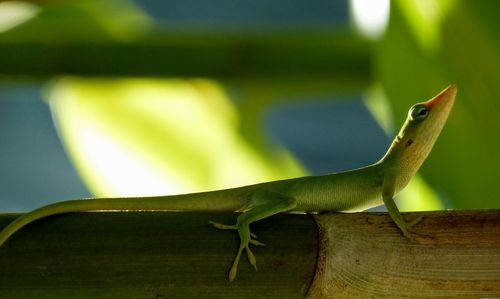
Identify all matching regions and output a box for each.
[0,85,456,281]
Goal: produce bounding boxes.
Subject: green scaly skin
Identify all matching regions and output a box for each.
[0,85,456,281]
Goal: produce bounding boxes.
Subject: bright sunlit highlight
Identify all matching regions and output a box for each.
[79,125,184,196]
[397,174,443,211]
[47,78,305,198]
[0,1,39,34]
[350,0,390,39]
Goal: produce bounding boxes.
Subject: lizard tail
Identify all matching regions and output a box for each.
[0,191,246,248]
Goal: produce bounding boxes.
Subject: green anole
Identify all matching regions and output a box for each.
[0,85,456,281]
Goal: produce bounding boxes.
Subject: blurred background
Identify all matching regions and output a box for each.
[0,0,498,212]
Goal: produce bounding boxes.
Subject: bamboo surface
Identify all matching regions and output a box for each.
[1,210,499,298]
[0,212,318,298]
[309,210,500,298]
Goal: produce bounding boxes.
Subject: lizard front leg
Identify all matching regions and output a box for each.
[209,190,296,281]
[382,174,423,239]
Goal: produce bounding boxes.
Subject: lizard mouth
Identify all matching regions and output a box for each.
[426,84,457,110]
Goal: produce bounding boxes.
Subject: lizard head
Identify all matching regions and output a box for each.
[381,84,456,187]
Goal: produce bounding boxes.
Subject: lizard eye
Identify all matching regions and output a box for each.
[409,104,429,121]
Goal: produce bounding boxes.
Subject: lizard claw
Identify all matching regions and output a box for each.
[246,247,258,271]
[249,239,265,246]
[208,221,237,230]
[227,242,259,282]
[408,215,424,227]
[401,223,432,242]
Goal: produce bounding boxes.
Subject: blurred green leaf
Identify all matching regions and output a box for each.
[0,0,151,42]
[46,77,305,197]
[376,0,500,208]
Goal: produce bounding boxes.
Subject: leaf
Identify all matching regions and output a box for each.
[46,77,304,197]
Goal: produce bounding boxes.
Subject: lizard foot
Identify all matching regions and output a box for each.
[228,242,258,282]
[208,191,296,281]
[209,220,264,281]
[400,215,431,242]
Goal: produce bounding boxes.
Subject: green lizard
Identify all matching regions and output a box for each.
[0,85,456,281]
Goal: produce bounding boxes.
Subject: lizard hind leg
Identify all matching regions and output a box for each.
[209,190,297,282]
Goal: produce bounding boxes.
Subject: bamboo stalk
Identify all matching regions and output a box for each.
[309,210,500,298]
[0,212,318,298]
[1,210,499,298]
